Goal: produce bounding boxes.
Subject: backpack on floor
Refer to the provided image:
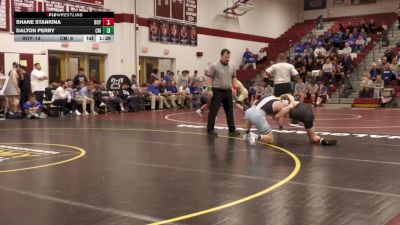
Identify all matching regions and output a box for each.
[5,112,24,119]
[47,107,61,117]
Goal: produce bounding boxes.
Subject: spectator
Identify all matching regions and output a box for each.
[314,43,327,58]
[242,48,256,70]
[322,58,334,84]
[263,83,273,97]
[94,81,124,112]
[333,63,344,84]
[360,28,368,39]
[118,83,136,111]
[73,67,88,88]
[7,62,21,115]
[147,80,168,110]
[355,36,365,52]
[342,42,352,55]
[51,80,80,115]
[30,63,48,104]
[373,75,385,99]
[18,63,30,113]
[340,53,353,75]
[390,58,399,75]
[179,83,192,108]
[307,79,319,105]
[23,94,43,119]
[294,76,307,102]
[382,63,394,86]
[166,80,180,108]
[78,81,97,115]
[332,33,342,48]
[163,71,172,85]
[316,82,328,107]
[379,57,388,70]
[257,47,268,65]
[190,81,202,108]
[131,75,138,90]
[190,70,200,84]
[359,75,373,98]
[178,70,190,88]
[369,63,382,81]
[159,80,172,109]
[255,82,264,100]
[150,68,159,82]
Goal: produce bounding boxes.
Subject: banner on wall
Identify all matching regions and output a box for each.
[179,24,189,45]
[160,20,170,43]
[155,0,171,18]
[184,0,197,23]
[171,0,184,20]
[0,0,9,31]
[189,25,197,46]
[169,22,179,44]
[149,18,160,42]
[304,0,326,10]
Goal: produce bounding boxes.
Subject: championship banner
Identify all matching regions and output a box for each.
[189,25,197,46]
[169,22,179,44]
[149,18,160,42]
[179,23,188,45]
[0,0,9,31]
[160,20,170,43]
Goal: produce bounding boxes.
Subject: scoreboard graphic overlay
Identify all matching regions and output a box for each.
[14,12,114,42]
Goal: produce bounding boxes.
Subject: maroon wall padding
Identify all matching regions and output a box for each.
[115,13,134,23]
[354,98,380,104]
[19,53,34,74]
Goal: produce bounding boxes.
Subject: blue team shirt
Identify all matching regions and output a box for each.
[23,101,43,110]
[166,85,178,93]
[148,84,160,95]
[382,69,393,80]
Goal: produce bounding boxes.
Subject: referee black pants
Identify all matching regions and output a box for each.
[207,88,236,133]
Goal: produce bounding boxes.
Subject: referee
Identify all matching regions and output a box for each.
[265,53,299,127]
[205,49,240,137]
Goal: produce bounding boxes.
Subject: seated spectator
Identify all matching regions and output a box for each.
[179,83,192,108]
[380,57,388,70]
[316,82,328,107]
[242,48,256,70]
[334,63,344,84]
[189,81,202,108]
[147,80,169,110]
[390,58,399,75]
[355,36,365,52]
[294,76,307,102]
[347,34,356,48]
[340,53,353,74]
[360,28,368,39]
[294,57,304,73]
[342,42,352,55]
[307,79,319,105]
[295,44,305,54]
[23,94,43,119]
[72,67,88,88]
[249,82,257,103]
[382,64,394,86]
[305,58,316,74]
[314,43,327,58]
[332,34,342,48]
[51,81,80,115]
[78,81,97,115]
[255,82,264,100]
[263,83,273,97]
[118,83,138,111]
[322,58,334,84]
[369,63,382,81]
[94,81,124,112]
[131,75,138,90]
[359,75,373,98]
[166,80,180,108]
[373,75,385,98]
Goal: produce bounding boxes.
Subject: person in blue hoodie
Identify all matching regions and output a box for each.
[23,94,43,119]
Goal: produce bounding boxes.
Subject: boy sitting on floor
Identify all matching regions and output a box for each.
[23,94,43,119]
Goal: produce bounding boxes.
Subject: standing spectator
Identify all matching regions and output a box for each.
[257,47,268,65]
[23,94,43,119]
[242,48,256,70]
[73,68,88,88]
[7,62,21,115]
[30,63,48,104]
[189,81,202,108]
[369,63,382,81]
[190,70,200,84]
[51,80,80,115]
[178,70,190,88]
[373,75,385,99]
[205,49,240,137]
[340,53,353,75]
[265,53,299,96]
[294,76,307,102]
[150,68,159,82]
[18,62,30,112]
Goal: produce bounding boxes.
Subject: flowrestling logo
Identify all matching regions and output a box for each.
[177,124,400,140]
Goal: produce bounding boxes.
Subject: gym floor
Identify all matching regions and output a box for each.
[0,108,399,225]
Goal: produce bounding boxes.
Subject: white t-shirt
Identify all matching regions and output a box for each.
[343,47,352,55]
[322,63,334,73]
[31,69,48,93]
[51,86,71,102]
[179,86,190,95]
[265,62,298,84]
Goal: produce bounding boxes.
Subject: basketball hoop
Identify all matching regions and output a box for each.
[223,0,255,17]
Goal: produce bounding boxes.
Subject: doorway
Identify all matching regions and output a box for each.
[139,56,175,85]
